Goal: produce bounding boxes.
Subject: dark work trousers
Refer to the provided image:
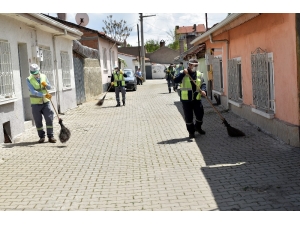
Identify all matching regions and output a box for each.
[167,79,175,92]
[31,102,54,138]
[137,77,143,85]
[115,85,126,104]
[181,100,204,134]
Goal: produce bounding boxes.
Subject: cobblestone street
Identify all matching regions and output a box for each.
[1,79,300,211]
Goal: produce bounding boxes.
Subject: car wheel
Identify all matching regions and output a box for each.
[133,85,137,91]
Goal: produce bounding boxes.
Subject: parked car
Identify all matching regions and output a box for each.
[123,69,137,91]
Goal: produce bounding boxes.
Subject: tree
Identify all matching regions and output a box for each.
[145,39,160,53]
[102,15,132,45]
[166,28,179,50]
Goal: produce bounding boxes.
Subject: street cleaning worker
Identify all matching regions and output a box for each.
[111,65,127,107]
[165,63,176,93]
[26,64,56,143]
[174,62,184,92]
[174,59,206,139]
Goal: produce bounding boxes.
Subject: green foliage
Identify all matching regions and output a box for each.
[102,15,133,44]
[145,39,160,53]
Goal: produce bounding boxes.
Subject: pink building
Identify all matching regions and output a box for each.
[191,13,300,147]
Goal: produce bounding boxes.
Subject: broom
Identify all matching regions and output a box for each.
[42,82,71,143]
[96,84,113,106]
[185,72,245,137]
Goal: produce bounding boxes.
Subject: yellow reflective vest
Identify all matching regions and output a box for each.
[180,71,203,101]
[28,74,49,104]
[113,71,125,87]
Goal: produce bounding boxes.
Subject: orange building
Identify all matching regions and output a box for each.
[191,13,300,147]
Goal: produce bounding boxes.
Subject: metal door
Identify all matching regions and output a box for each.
[73,56,86,105]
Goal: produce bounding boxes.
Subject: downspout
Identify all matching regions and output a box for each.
[52,29,67,113]
[209,34,229,109]
[108,42,117,90]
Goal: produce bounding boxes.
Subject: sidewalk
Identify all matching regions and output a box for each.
[0,79,299,211]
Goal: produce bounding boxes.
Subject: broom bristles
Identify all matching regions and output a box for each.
[96,94,106,106]
[222,119,245,137]
[58,119,71,143]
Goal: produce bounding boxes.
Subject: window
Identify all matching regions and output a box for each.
[212,56,223,92]
[60,52,71,88]
[40,48,55,90]
[0,40,15,100]
[102,47,107,70]
[112,50,115,67]
[228,57,243,102]
[251,49,275,112]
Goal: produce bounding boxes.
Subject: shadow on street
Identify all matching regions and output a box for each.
[172,99,300,211]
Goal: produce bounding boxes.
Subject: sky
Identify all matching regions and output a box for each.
[46,13,228,46]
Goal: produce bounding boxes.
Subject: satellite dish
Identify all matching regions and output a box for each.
[75,13,89,27]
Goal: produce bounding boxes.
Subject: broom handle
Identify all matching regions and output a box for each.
[185,72,225,121]
[43,85,60,120]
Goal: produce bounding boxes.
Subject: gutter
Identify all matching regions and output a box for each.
[191,13,244,45]
[28,13,83,37]
[52,29,68,113]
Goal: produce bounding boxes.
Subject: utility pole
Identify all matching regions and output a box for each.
[139,13,155,82]
[137,24,141,68]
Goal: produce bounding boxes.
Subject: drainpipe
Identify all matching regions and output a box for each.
[209,34,229,109]
[108,42,117,90]
[52,29,67,113]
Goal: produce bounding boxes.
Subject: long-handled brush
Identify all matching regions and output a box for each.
[96,84,113,106]
[185,72,245,137]
[42,83,71,143]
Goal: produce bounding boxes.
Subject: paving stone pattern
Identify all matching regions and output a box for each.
[1,80,300,211]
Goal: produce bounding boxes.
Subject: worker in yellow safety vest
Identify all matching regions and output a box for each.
[174,59,207,139]
[26,64,56,143]
[111,65,127,107]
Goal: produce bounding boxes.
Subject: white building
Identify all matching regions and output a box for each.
[0,13,82,143]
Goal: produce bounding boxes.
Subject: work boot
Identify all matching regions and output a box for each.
[48,137,57,143]
[196,128,206,135]
[189,133,195,139]
[116,103,120,107]
[38,138,45,143]
[122,100,125,106]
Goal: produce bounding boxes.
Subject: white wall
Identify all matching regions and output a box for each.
[98,40,118,86]
[0,14,78,143]
[152,64,168,79]
[117,54,136,71]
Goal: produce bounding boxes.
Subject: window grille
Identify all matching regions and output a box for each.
[212,57,223,92]
[251,48,275,112]
[228,58,242,102]
[61,52,71,87]
[40,48,55,89]
[0,40,15,99]
[103,47,107,69]
[112,50,115,67]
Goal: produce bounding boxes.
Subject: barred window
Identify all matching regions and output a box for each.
[212,57,223,92]
[0,40,15,100]
[112,50,115,67]
[228,57,243,102]
[251,49,275,112]
[60,52,71,88]
[40,48,55,90]
[103,47,107,69]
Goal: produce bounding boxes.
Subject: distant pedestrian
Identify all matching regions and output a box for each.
[174,62,184,92]
[135,68,143,85]
[26,64,57,143]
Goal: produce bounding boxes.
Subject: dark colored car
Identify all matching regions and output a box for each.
[124,69,137,91]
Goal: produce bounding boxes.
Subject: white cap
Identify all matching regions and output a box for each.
[30,64,40,75]
[114,65,119,69]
